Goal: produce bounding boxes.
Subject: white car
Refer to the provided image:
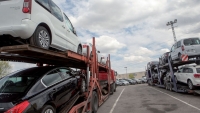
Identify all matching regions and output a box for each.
[0,0,82,53]
[174,65,200,89]
[170,37,200,61]
[82,42,106,65]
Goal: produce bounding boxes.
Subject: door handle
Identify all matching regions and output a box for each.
[62,25,65,29]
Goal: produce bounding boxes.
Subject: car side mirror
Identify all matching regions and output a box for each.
[97,51,100,53]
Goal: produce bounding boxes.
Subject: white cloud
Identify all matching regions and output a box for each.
[124,55,151,62]
[87,36,126,53]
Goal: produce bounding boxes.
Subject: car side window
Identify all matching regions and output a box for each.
[63,14,74,33]
[57,68,71,79]
[188,68,193,73]
[36,0,50,10]
[174,43,178,49]
[177,41,181,48]
[50,0,63,22]
[42,70,62,86]
[171,45,175,52]
[182,68,188,73]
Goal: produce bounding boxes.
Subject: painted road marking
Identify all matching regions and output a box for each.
[109,88,125,113]
[151,87,200,111]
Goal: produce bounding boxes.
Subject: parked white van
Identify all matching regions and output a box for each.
[0,0,82,54]
[170,37,200,61]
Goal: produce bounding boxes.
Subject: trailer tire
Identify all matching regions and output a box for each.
[169,78,173,91]
[30,26,50,49]
[110,84,114,95]
[80,78,86,93]
[91,91,98,113]
[41,105,56,113]
[114,83,116,92]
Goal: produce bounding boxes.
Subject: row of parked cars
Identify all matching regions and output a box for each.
[116,78,147,86]
[148,37,200,90]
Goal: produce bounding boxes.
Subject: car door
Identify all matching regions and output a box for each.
[49,0,69,50]
[57,68,77,103]
[41,69,64,107]
[182,68,189,83]
[63,13,80,52]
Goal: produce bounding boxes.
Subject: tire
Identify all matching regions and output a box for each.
[41,105,56,113]
[91,91,98,113]
[188,80,195,90]
[77,45,82,55]
[178,53,182,62]
[30,26,50,49]
[169,77,172,91]
[114,83,116,92]
[80,78,86,93]
[110,84,114,95]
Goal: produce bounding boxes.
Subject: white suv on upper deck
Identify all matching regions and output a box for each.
[170,37,200,61]
[0,0,82,53]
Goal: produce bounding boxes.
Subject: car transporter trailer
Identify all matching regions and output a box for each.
[0,37,116,113]
[146,55,200,95]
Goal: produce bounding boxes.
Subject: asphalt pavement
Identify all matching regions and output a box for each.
[97,84,200,113]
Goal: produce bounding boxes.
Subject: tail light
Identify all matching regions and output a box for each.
[22,0,32,14]
[5,101,29,113]
[194,74,200,78]
[83,45,87,48]
[181,45,184,51]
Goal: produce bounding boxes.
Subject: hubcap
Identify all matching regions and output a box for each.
[39,30,49,48]
[45,109,53,113]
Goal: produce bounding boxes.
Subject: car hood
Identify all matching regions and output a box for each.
[0,93,23,103]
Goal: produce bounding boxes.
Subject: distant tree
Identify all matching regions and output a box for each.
[0,61,12,78]
[129,73,134,79]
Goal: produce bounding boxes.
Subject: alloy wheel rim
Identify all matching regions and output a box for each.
[39,30,49,48]
[45,109,53,113]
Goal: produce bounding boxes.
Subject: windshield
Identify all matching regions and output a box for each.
[184,38,200,46]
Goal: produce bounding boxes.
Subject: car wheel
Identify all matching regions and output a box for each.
[91,91,98,113]
[188,79,195,90]
[30,26,50,49]
[77,45,82,55]
[41,105,56,113]
[80,78,86,93]
[178,53,182,62]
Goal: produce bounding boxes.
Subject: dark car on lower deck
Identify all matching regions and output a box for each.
[0,66,85,113]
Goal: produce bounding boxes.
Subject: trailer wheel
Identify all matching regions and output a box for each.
[169,78,173,91]
[30,26,50,49]
[41,105,56,113]
[80,78,86,93]
[91,91,98,113]
[110,84,114,95]
[114,83,116,92]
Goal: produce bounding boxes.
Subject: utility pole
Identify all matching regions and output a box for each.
[124,67,127,78]
[166,19,177,43]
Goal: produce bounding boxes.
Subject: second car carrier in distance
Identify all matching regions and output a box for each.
[146,37,200,95]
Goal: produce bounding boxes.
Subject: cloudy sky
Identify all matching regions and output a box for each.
[11,0,200,74]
